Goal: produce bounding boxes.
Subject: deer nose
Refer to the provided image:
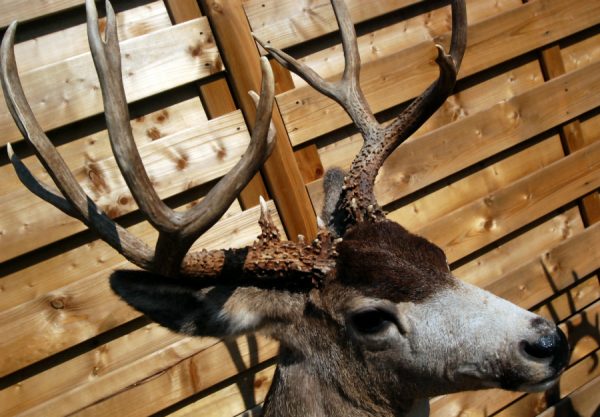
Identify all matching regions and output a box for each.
[522,327,569,370]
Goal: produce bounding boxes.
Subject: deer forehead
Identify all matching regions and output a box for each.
[335,220,456,304]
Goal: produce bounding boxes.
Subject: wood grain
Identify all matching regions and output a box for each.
[307,59,597,212]
[0,111,249,262]
[0,17,221,145]
[540,45,600,226]
[0,0,84,28]
[244,0,425,51]
[536,375,600,417]
[278,0,600,146]
[454,208,584,290]
[163,0,271,209]
[388,136,564,231]
[288,0,523,89]
[0,201,282,378]
[418,139,600,263]
[201,0,318,240]
[12,1,172,73]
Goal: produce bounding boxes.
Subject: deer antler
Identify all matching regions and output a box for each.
[2,0,336,284]
[255,0,467,235]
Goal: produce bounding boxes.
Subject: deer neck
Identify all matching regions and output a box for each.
[262,347,429,417]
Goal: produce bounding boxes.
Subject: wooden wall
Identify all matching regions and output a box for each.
[0,0,598,416]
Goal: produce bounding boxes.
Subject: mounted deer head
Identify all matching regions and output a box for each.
[2,0,569,416]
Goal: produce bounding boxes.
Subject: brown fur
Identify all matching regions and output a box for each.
[336,221,455,303]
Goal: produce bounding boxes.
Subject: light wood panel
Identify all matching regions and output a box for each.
[200,0,318,240]
[0,97,207,197]
[536,376,600,417]
[0,17,221,145]
[485,221,600,309]
[0,0,84,28]
[0,111,250,262]
[308,59,600,213]
[12,1,172,73]
[168,365,276,417]
[0,201,283,377]
[561,32,600,73]
[288,0,523,88]
[388,136,564,231]
[313,58,543,175]
[278,0,600,146]
[454,208,584,289]
[417,139,600,262]
[244,0,424,51]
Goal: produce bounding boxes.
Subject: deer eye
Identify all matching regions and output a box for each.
[350,309,395,334]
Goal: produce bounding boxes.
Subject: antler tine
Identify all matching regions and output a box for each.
[383,0,467,145]
[257,0,467,233]
[86,0,181,235]
[6,143,80,219]
[254,0,378,136]
[0,22,154,269]
[173,57,276,258]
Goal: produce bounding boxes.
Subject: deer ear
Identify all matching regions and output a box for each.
[110,270,302,338]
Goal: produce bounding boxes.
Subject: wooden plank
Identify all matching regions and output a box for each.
[294,144,324,184]
[387,136,564,231]
[561,32,600,73]
[0,98,207,197]
[0,0,84,28]
[9,334,277,417]
[536,375,600,417]
[164,0,202,22]
[70,341,277,416]
[0,201,282,378]
[200,0,318,240]
[163,0,271,209]
[416,140,600,263]
[0,111,250,262]
[313,59,544,173]
[454,207,584,290]
[376,59,600,209]
[168,365,276,417]
[13,1,172,73]
[289,0,523,88]
[541,44,600,226]
[535,275,600,324]
[244,0,424,51]
[0,17,221,145]
[278,0,600,146]
[0,184,236,314]
[485,221,600,311]
[307,58,586,212]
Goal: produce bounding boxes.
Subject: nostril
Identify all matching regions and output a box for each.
[522,327,570,370]
[524,334,557,359]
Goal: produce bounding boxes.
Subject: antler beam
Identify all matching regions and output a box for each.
[0,0,296,279]
[256,0,467,234]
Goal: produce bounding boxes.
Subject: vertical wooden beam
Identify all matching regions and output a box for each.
[539,45,600,226]
[163,0,270,209]
[269,58,326,186]
[199,0,318,240]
